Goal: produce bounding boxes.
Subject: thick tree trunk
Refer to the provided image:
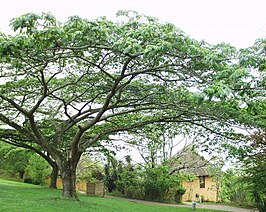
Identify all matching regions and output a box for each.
[19,170,25,179]
[49,164,58,189]
[60,160,78,199]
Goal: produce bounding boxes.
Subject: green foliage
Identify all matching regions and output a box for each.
[24,154,51,185]
[77,156,104,183]
[220,169,253,205]
[0,11,241,155]
[221,129,266,211]
[1,11,265,199]
[243,131,266,211]
[247,163,266,212]
[143,165,184,202]
[219,129,266,211]
[0,142,32,179]
[115,156,144,198]
[104,155,119,192]
[109,157,185,203]
[0,142,53,186]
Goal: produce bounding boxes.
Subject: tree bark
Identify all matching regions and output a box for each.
[19,170,25,179]
[60,159,79,199]
[49,163,58,189]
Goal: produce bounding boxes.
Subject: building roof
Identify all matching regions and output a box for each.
[170,145,211,176]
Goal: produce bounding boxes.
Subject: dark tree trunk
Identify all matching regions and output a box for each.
[19,170,25,179]
[59,159,79,199]
[49,163,59,189]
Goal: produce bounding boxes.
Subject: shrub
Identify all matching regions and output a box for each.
[24,154,51,185]
[143,165,184,202]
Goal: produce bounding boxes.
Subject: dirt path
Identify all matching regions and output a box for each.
[106,195,256,212]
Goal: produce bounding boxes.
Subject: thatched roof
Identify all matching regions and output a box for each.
[170,145,211,176]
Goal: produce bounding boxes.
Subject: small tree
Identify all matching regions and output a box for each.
[208,156,224,202]
[221,169,252,205]
[104,155,119,192]
[115,156,143,198]
[244,130,266,211]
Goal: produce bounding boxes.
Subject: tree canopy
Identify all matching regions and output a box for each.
[0,11,264,199]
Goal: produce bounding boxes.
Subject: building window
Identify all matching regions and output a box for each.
[199,176,205,188]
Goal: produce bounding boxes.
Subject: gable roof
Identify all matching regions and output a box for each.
[170,145,211,176]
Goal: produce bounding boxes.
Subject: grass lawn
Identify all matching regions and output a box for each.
[0,178,226,212]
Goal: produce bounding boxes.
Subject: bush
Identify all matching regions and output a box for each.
[114,163,185,202]
[143,165,184,202]
[221,169,253,206]
[116,164,143,198]
[143,167,169,201]
[0,143,32,179]
[24,154,51,185]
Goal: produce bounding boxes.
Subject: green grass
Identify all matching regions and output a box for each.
[0,178,226,212]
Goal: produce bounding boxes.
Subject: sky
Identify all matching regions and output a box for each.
[0,0,265,48]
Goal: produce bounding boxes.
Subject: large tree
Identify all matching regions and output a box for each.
[0,11,240,199]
